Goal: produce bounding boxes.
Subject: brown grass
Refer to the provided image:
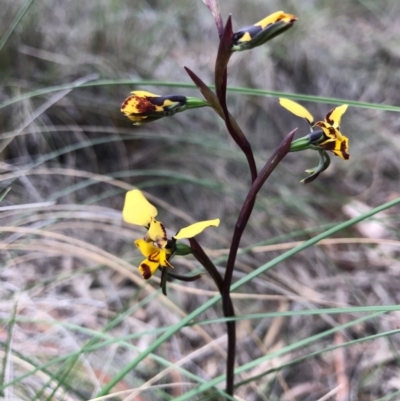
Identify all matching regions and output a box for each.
[1,0,400,399]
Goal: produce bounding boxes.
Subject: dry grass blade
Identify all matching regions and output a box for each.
[2,1,400,398]
[0,226,226,356]
[0,74,98,153]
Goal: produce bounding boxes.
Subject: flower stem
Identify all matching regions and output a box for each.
[189,238,236,397]
[215,16,258,183]
[221,129,296,397]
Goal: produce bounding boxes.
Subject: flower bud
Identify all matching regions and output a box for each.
[232,11,297,52]
[121,91,209,125]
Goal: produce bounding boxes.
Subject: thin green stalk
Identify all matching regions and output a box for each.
[197,304,400,325]
[0,0,35,52]
[236,327,400,389]
[2,304,400,396]
[3,79,400,113]
[0,302,18,396]
[0,188,11,202]
[33,291,159,401]
[0,325,227,397]
[374,389,400,401]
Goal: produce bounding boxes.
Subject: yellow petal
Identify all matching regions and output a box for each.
[145,218,168,247]
[138,258,159,279]
[160,98,181,108]
[279,98,314,125]
[238,31,252,43]
[325,104,348,128]
[159,249,174,268]
[173,219,220,240]
[255,11,286,28]
[122,190,158,227]
[135,239,159,257]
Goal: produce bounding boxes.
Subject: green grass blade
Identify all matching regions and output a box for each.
[236,327,400,388]
[0,294,233,400]
[0,0,35,52]
[195,304,400,325]
[374,390,400,401]
[0,188,11,202]
[0,302,18,396]
[2,79,400,112]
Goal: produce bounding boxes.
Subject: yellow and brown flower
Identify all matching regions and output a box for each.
[122,189,220,279]
[279,98,350,160]
[121,91,209,125]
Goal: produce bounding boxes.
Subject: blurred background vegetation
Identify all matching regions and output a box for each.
[1,0,400,400]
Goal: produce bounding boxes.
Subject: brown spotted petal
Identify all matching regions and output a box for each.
[315,121,350,160]
[121,91,187,125]
[138,259,159,280]
[324,104,348,129]
[146,218,168,248]
[121,91,160,125]
[135,239,173,279]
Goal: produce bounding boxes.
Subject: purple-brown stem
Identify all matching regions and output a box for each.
[185,64,257,184]
[184,65,237,397]
[214,16,258,183]
[189,237,236,396]
[221,129,296,395]
[223,129,296,289]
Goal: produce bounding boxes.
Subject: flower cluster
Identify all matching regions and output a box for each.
[120,9,351,289]
[115,6,356,400]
